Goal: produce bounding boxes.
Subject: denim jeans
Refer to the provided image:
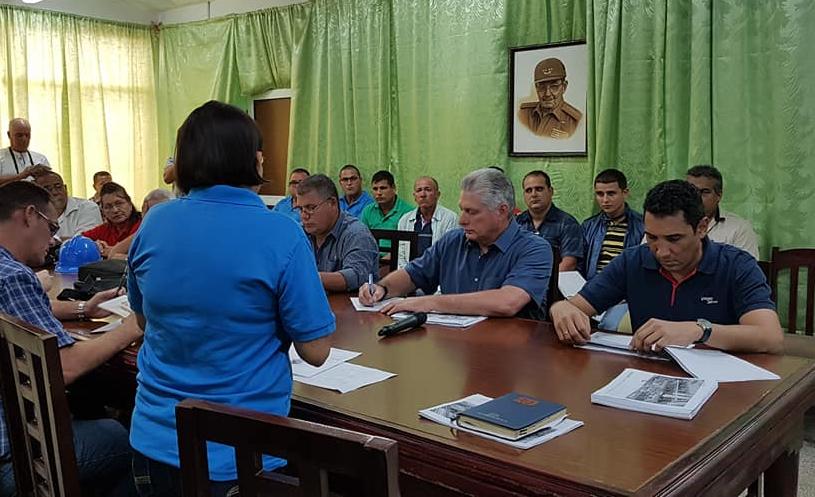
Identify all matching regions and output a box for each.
[132,452,239,497]
[0,418,135,497]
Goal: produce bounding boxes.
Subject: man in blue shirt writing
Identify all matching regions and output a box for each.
[359,168,552,320]
[550,180,782,353]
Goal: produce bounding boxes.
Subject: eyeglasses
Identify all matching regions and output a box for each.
[294,198,331,216]
[339,176,360,183]
[35,209,60,236]
[102,200,130,212]
[40,183,65,194]
[288,180,303,187]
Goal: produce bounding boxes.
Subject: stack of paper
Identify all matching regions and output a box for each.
[392,313,487,328]
[576,331,670,361]
[290,347,396,394]
[591,368,718,420]
[419,394,583,450]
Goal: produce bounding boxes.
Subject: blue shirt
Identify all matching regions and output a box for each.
[127,186,335,481]
[404,221,552,319]
[516,204,585,260]
[338,190,373,218]
[272,195,300,222]
[581,203,645,280]
[579,239,775,331]
[0,246,74,461]
[308,211,379,291]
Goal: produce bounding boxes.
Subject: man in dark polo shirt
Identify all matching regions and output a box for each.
[550,180,782,353]
[358,168,552,319]
[296,174,379,292]
[516,170,584,271]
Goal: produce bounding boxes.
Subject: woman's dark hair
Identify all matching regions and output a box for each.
[643,180,705,230]
[175,100,264,194]
[100,182,141,225]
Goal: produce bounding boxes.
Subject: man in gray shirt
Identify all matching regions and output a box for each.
[296,174,379,292]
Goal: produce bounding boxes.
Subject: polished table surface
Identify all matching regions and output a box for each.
[53,274,815,497]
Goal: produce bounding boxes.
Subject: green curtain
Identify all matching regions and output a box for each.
[0,6,158,200]
[154,4,311,170]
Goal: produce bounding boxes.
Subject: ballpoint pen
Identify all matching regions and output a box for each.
[368,273,375,297]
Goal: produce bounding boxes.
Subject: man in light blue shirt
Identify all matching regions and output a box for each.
[337,164,373,217]
[272,168,309,222]
[359,168,552,320]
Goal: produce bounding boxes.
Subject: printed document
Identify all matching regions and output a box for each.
[294,362,396,393]
[392,312,487,328]
[665,347,780,382]
[289,347,361,378]
[97,295,132,318]
[350,297,404,312]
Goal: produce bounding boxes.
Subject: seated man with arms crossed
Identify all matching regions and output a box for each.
[551,180,782,353]
[297,174,379,292]
[396,175,458,268]
[0,181,142,496]
[516,170,584,271]
[35,171,102,239]
[359,168,552,319]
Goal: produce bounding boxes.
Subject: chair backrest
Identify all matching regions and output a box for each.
[546,246,562,312]
[769,247,815,335]
[0,314,81,497]
[176,399,401,497]
[370,229,418,273]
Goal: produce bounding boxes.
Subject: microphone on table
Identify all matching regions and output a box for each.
[378,312,427,338]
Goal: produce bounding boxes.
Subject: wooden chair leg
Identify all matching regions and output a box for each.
[746,477,760,497]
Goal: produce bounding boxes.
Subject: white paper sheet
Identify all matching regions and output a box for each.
[97,295,132,317]
[294,362,396,393]
[419,394,583,450]
[665,347,780,382]
[289,347,361,378]
[575,332,670,361]
[91,318,123,334]
[350,296,406,312]
[558,271,586,298]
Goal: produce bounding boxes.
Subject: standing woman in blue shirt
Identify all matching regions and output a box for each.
[126,101,335,497]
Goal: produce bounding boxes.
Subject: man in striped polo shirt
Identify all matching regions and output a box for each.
[581,168,644,280]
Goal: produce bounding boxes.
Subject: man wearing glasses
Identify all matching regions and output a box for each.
[272,168,309,222]
[35,171,102,240]
[337,164,373,218]
[0,181,143,496]
[296,174,379,292]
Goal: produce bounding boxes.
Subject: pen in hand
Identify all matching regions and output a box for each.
[114,267,128,296]
[368,273,375,298]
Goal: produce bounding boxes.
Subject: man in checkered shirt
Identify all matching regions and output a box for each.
[0,181,142,496]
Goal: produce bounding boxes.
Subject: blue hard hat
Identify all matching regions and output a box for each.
[55,236,101,273]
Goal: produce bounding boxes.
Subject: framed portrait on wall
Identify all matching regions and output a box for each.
[509,41,588,157]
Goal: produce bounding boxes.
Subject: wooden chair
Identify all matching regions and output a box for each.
[0,313,81,497]
[769,247,815,335]
[370,229,418,273]
[176,399,401,497]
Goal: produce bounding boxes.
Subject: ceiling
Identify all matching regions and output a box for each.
[125,0,203,11]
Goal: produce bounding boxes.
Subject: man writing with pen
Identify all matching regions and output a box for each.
[549,180,782,353]
[359,168,552,320]
[295,174,379,292]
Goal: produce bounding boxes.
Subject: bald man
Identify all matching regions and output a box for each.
[0,118,50,186]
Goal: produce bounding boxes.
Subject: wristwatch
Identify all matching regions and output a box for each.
[695,318,713,344]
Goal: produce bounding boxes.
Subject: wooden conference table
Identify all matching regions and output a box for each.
[56,275,815,497]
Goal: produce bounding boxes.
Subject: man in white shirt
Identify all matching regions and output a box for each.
[686,165,759,259]
[0,118,50,186]
[35,171,101,240]
[396,176,458,268]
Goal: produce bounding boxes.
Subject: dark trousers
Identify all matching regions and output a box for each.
[132,452,239,497]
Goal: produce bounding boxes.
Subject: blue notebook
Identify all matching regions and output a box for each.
[456,392,567,440]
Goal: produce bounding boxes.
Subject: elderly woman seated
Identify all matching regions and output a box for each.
[107,189,175,258]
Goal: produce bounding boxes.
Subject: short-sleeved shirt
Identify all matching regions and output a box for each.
[272,196,301,223]
[308,211,379,291]
[0,246,74,461]
[83,218,141,245]
[127,185,335,481]
[360,196,415,250]
[0,148,50,178]
[338,190,373,218]
[707,209,760,259]
[579,238,775,331]
[58,196,102,239]
[404,221,553,319]
[516,204,584,261]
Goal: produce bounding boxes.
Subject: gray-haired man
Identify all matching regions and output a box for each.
[359,168,552,319]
